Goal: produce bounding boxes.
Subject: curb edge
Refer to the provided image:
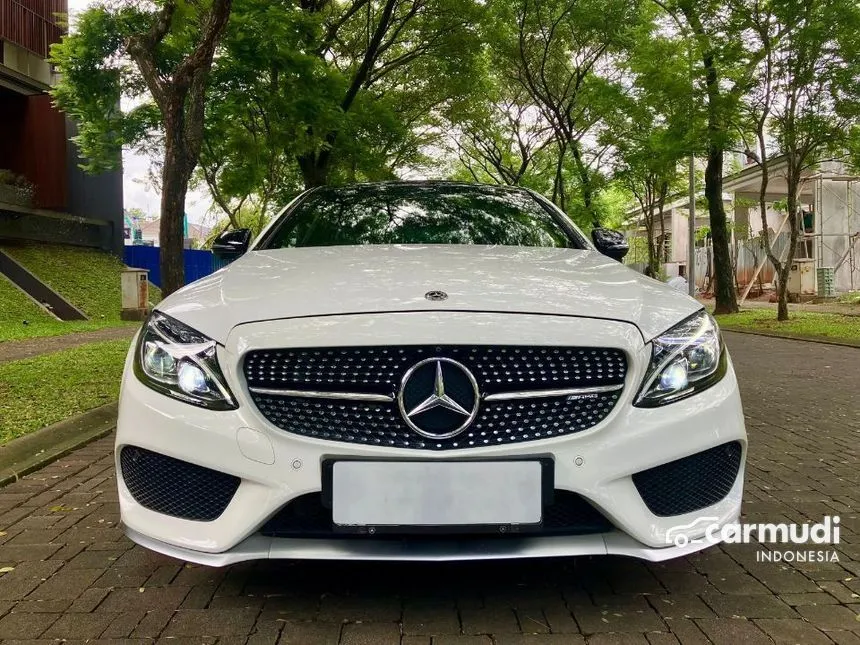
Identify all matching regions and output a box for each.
[0,402,117,487]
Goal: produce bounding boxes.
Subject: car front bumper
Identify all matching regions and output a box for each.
[116,312,747,563]
[122,516,740,565]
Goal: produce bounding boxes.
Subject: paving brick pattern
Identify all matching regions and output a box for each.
[0,332,857,644]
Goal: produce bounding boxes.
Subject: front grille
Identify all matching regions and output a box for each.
[632,441,743,517]
[119,446,240,521]
[252,392,620,450]
[245,345,626,450]
[259,490,613,538]
[244,345,627,395]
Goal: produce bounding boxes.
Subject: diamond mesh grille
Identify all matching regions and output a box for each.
[245,344,626,450]
[119,446,240,521]
[250,390,621,450]
[632,441,743,517]
[244,345,627,396]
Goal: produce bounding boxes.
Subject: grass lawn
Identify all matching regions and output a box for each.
[715,309,860,344]
[0,242,161,341]
[836,291,860,305]
[0,339,131,444]
[0,273,51,323]
[0,272,138,342]
[2,242,162,321]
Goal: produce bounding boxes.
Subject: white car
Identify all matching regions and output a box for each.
[116,181,746,565]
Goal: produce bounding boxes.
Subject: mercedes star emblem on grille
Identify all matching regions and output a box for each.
[397,358,480,438]
[424,290,448,301]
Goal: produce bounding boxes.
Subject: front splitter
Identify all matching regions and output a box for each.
[123,523,726,566]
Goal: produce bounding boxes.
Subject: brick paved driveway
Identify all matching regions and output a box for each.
[0,332,857,645]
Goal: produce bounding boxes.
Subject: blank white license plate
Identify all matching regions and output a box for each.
[331,461,543,527]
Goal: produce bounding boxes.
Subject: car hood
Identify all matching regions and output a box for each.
[158,245,701,344]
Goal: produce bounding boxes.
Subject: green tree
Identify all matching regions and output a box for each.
[489,0,641,224]
[195,0,481,224]
[450,67,559,192]
[741,0,860,320]
[51,0,233,296]
[652,0,773,313]
[606,16,695,274]
[611,129,687,276]
[288,0,482,188]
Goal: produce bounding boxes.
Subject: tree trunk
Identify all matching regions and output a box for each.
[644,205,657,274]
[298,152,331,189]
[777,169,802,322]
[658,202,666,267]
[680,6,739,314]
[757,152,788,321]
[126,0,233,297]
[570,142,595,225]
[705,143,738,313]
[776,265,790,320]
[552,142,567,212]
[159,121,193,296]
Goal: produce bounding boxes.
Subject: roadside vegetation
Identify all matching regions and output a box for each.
[0,274,136,342]
[0,274,50,324]
[716,310,860,345]
[51,0,860,322]
[0,243,160,341]
[836,292,860,306]
[0,339,131,444]
[2,242,162,318]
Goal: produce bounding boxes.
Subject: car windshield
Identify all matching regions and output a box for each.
[259,183,583,249]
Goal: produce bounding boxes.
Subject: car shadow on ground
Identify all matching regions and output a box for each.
[181,548,731,599]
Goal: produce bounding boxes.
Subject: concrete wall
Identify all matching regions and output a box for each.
[1,41,52,85]
[65,119,124,255]
[668,211,710,264]
[671,208,686,263]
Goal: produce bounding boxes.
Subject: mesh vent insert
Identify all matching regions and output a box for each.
[120,446,240,521]
[632,441,743,517]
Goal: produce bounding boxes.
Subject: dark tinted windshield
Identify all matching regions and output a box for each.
[259,183,582,249]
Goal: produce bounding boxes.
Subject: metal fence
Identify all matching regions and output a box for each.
[694,232,791,293]
[123,246,221,288]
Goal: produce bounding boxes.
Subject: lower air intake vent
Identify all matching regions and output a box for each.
[120,446,240,521]
[259,490,613,538]
[632,441,743,517]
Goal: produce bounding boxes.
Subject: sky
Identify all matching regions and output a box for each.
[67,0,215,224]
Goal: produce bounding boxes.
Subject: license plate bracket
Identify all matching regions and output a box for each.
[321,457,554,535]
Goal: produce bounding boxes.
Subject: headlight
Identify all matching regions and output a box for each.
[133,312,237,410]
[635,310,727,407]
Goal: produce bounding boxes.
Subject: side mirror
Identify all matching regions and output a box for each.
[212,228,251,260]
[591,227,629,262]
